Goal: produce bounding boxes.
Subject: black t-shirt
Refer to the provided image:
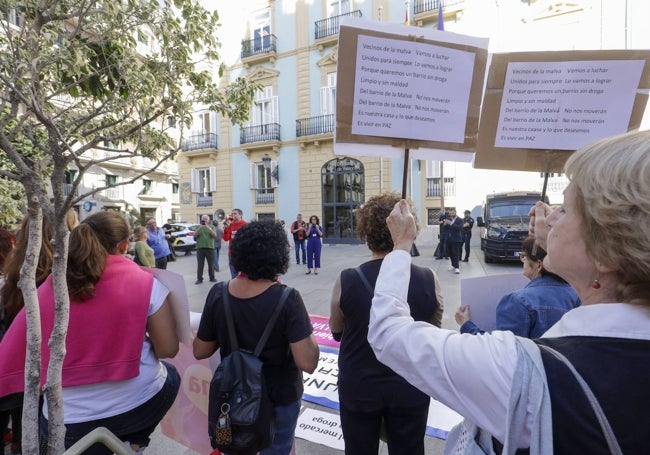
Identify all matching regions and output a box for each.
[197,282,313,405]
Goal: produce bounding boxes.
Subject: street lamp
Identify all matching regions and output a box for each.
[262,153,279,180]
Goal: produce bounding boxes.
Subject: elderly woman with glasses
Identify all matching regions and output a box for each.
[455,236,580,338]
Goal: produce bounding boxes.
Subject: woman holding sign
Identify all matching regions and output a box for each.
[368,131,650,453]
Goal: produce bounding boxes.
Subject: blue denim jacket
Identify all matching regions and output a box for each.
[461,274,581,338]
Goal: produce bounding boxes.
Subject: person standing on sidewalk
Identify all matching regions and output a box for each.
[329,193,443,455]
[212,220,223,273]
[222,209,247,278]
[434,209,450,259]
[461,210,474,262]
[305,215,323,275]
[444,208,464,274]
[193,215,217,284]
[146,218,172,270]
[290,213,307,265]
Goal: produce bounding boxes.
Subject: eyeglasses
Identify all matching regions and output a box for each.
[518,252,527,262]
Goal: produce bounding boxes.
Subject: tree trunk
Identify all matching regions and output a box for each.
[44,210,71,455]
[20,198,44,455]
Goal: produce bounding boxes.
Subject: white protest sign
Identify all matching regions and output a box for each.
[460,273,529,332]
[495,60,645,150]
[352,35,475,143]
[295,408,345,451]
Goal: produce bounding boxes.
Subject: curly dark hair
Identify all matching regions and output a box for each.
[230,220,290,280]
[356,193,418,253]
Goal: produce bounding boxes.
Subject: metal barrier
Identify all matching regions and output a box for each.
[63,427,137,454]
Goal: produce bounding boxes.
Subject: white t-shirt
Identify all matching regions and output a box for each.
[43,278,170,423]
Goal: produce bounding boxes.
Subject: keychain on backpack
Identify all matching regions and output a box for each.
[215,403,232,445]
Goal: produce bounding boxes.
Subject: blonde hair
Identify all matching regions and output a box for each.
[565,130,650,304]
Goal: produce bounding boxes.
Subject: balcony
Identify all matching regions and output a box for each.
[240,123,280,145]
[296,114,334,137]
[182,132,218,152]
[255,189,275,205]
[64,183,78,197]
[425,177,455,198]
[197,194,213,207]
[413,0,465,26]
[315,10,363,41]
[241,35,277,65]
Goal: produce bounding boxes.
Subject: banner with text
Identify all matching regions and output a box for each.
[335,16,489,161]
[475,49,650,172]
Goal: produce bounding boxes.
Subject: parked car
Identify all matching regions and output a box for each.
[169,222,200,253]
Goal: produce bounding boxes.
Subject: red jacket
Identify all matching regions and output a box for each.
[223,219,247,254]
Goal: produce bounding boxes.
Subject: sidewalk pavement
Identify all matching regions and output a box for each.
[146,227,520,454]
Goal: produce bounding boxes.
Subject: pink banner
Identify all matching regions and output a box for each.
[310,314,340,348]
[160,343,214,454]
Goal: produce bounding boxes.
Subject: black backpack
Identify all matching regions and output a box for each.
[208,283,291,453]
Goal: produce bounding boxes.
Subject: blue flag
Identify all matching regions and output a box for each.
[437,1,445,30]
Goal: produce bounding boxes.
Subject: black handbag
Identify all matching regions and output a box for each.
[208,283,291,453]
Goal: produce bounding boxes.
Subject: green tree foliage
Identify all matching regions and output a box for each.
[0,1,258,452]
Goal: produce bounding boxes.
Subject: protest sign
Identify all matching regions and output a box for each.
[460,273,529,332]
[334,16,489,162]
[475,49,650,172]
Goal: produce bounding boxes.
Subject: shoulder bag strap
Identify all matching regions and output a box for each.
[222,281,239,353]
[354,267,374,295]
[253,286,292,357]
[538,344,622,455]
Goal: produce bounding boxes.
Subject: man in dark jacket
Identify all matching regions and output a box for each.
[461,210,474,262]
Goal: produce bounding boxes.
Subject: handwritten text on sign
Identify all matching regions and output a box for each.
[496,60,644,150]
[352,35,475,143]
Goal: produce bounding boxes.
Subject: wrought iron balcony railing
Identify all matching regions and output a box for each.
[425,177,456,197]
[255,189,275,205]
[240,123,281,144]
[182,132,218,152]
[414,0,464,15]
[241,34,277,59]
[296,114,334,137]
[315,10,363,40]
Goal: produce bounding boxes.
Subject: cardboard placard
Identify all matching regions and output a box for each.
[334,17,489,161]
[475,49,650,172]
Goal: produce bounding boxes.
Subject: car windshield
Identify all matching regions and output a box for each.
[488,203,533,218]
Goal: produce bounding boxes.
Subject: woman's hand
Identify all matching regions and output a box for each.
[386,200,416,252]
[528,201,553,251]
[454,305,471,326]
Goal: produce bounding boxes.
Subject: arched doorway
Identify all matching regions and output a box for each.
[321,157,364,244]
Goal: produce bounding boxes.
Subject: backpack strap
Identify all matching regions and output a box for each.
[253,287,291,357]
[537,343,623,455]
[222,282,240,353]
[221,282,292,358]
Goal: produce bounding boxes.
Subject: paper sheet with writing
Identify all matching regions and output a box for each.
[459,273,529,332]
[352,35,475,143]
[496,59,644,150]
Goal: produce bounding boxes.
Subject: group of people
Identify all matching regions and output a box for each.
[435,208,474,273]
[2,130,650,455]
[290,213,323,275]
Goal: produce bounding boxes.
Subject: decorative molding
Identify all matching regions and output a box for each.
[317,47,338,67]
[247,66,280,81]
